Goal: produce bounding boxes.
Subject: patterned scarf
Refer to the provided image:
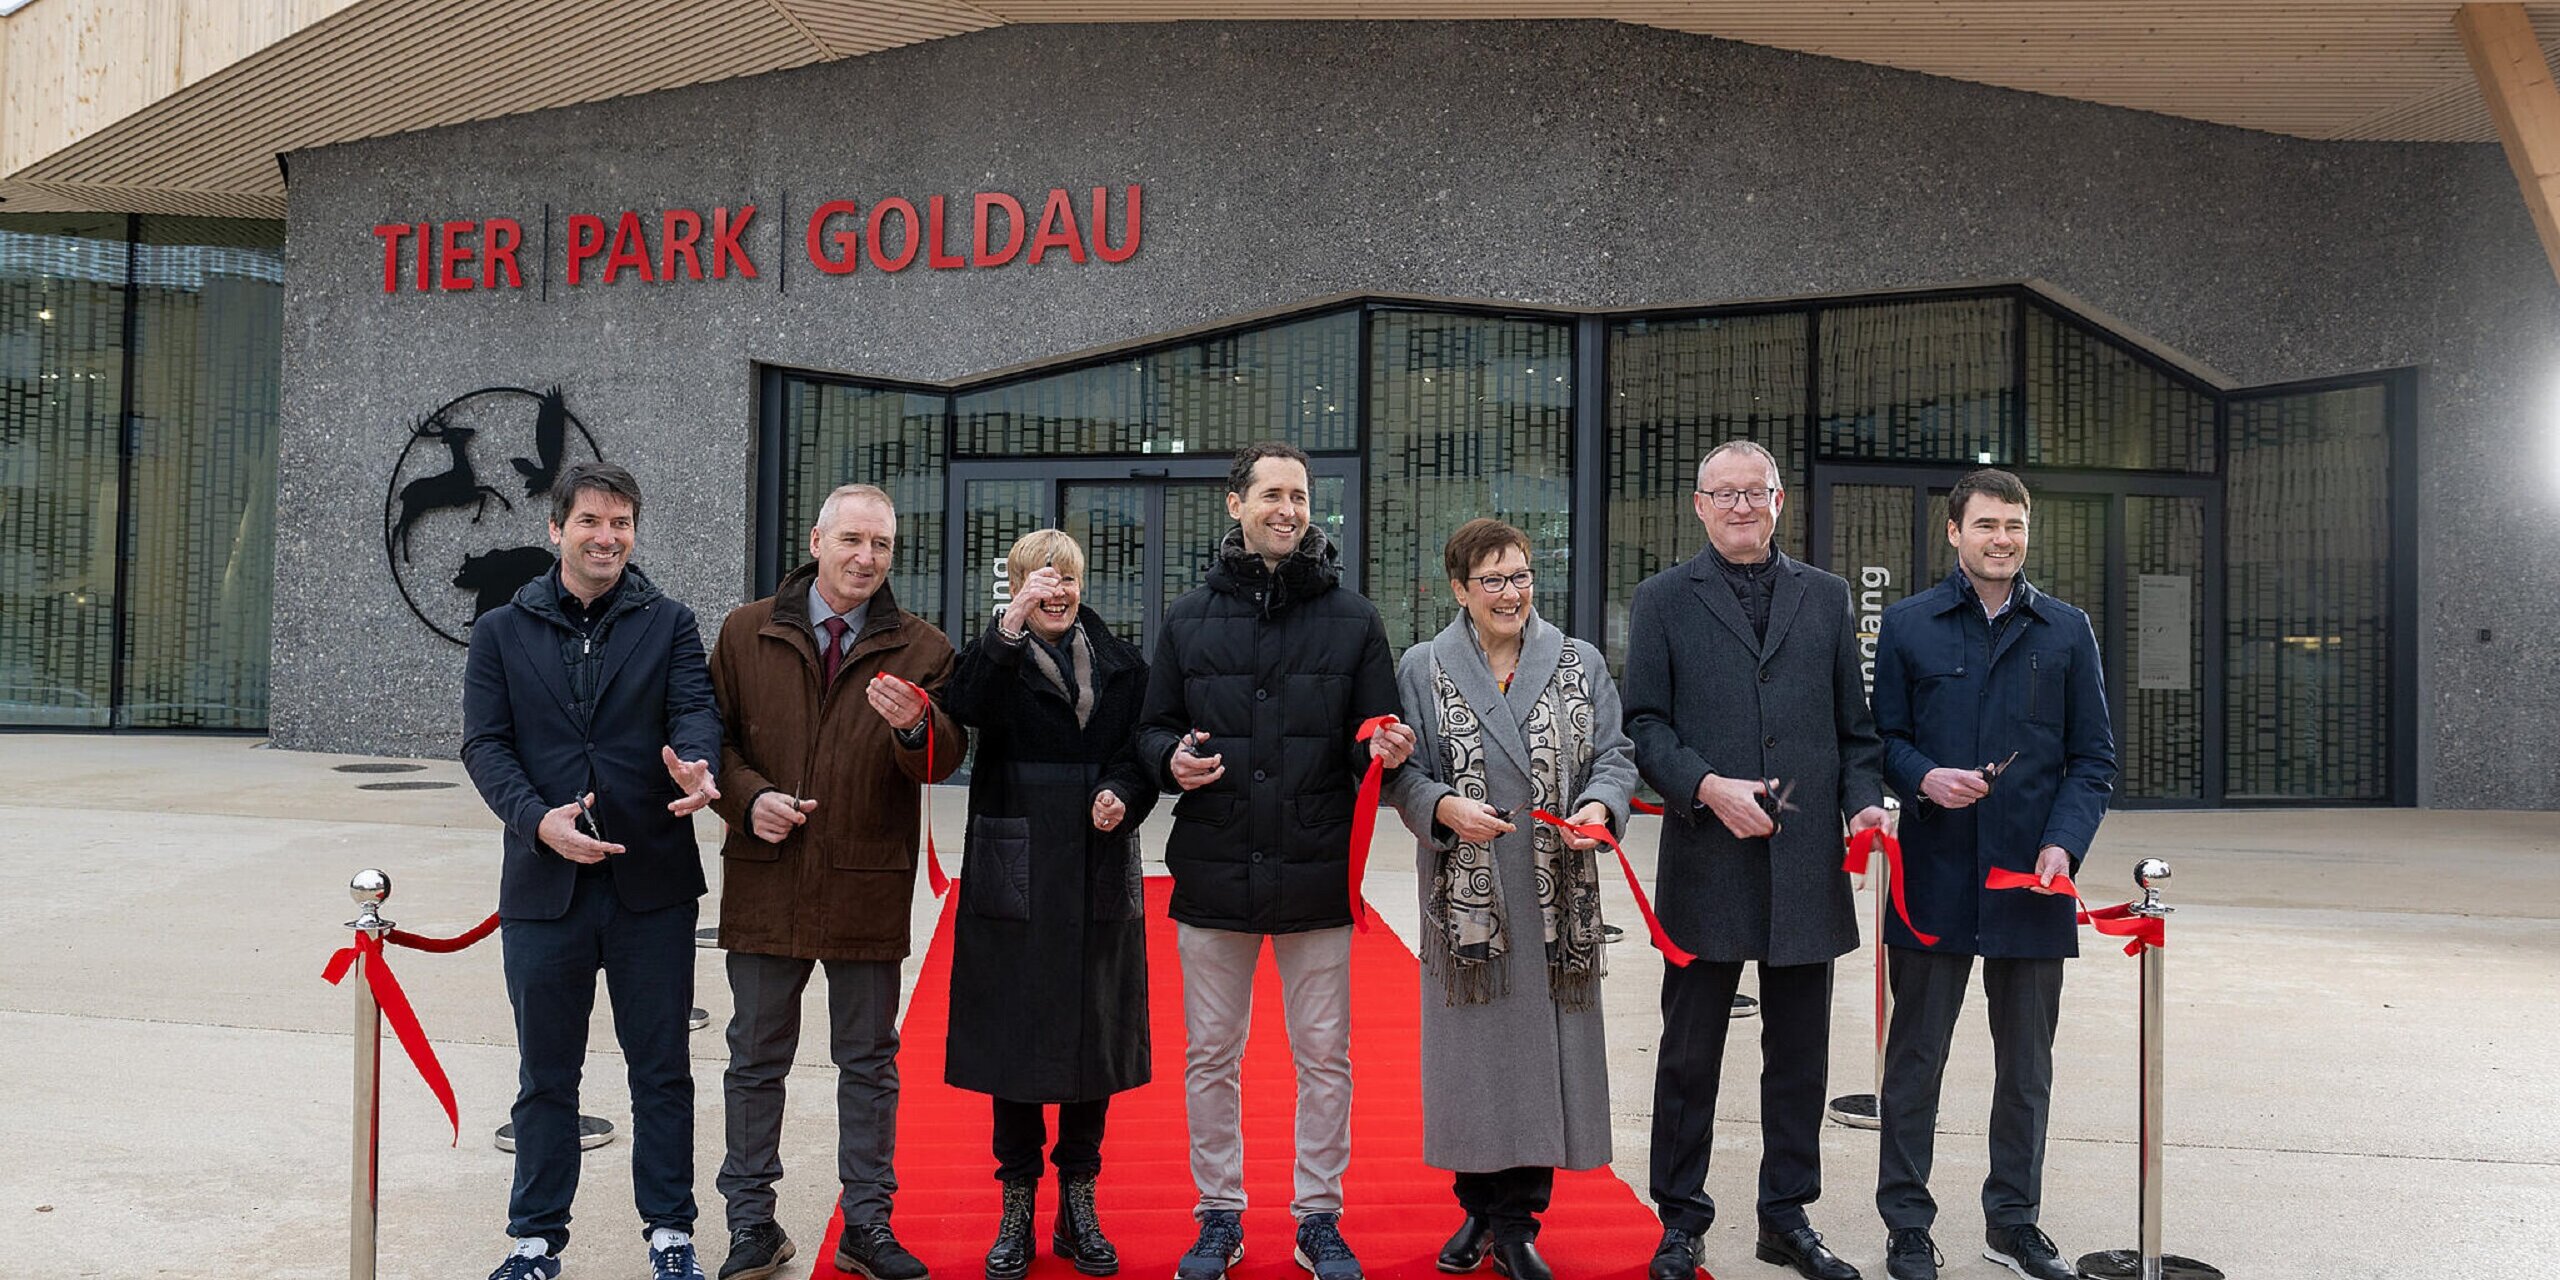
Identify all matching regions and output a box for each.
[1020,624,1097,728]
[1425,640,1605,1011]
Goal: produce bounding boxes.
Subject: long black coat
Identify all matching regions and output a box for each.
[939,608,1160,1102]
[1622,550,1885,966]
[1135,528,1403,935]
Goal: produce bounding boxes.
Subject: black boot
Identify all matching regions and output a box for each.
[985,1179,1037,1280]
[1052,1174,1120,1276]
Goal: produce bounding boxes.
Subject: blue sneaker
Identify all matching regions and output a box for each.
[1177,1210,1245,1280]
[487,1240,562,1280]
[1293,1213,1363,1280]
[653,1232,709,1280]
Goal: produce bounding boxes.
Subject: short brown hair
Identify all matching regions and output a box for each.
[1005,528,1087,590]
[550,461,642,526]
[1946,468,2032,526]
[1443,518,1532,583]
[1226,441,1311,496]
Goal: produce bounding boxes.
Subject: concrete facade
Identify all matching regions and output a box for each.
[274,20,2560,806]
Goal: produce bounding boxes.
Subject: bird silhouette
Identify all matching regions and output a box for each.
[510,386,570,498]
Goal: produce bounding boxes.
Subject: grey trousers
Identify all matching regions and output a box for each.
[1876,947,2066,1232]
[718,952,902,1230]
[1177,922,1354,1220]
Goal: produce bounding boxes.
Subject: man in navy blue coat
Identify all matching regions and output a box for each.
[461,461,724,1280]
[1867,469,2115,1280]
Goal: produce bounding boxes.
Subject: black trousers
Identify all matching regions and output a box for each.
[992,1097,1109,1183]
[500,870,698,1254]
[1875,948,2065,1231]
[1453,1166,1555,1244]
[1648,959,1833,1235]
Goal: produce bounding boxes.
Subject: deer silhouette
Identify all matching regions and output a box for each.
[510,386,570,498]
[391,415,513,564]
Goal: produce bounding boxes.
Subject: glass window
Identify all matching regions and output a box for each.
[2226,384,2391,800]
[777,379,945,623]
[0,215,131,727]
[2025,304,2215,472]
[1366,310,1573,655]
[2124,495,2206,801]
[121,218,286,729]
[955,310,1358,457]
[1818,297,2014,463]
[1605,312,1807,668]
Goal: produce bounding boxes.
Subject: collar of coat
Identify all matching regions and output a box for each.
[1929,567,2048,622]
[509,562,664,632]
[764,562,918,668]
[1206,523,1341,615]
[1429,607,1565,779]
[1681,545,1809,657]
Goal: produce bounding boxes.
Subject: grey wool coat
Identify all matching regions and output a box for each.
[1622,549,1886,967]
[1384,611,1640,1173]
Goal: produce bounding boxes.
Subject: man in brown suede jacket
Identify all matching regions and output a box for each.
[706,482,967,1280]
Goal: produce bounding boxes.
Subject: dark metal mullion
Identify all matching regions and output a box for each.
[107,214,142,729]
[1570,314,1606,642]
[752,366,785,598]
[2387,370,2420,806]
[1353,306,1375,597]
[2201,482,2228,807]
[2009,286,2030,467]
[2103,492,2129,798]
[1142,482,1168,656]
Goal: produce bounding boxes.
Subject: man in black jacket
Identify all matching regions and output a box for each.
[1136,442,1413,1280]
[461,462,723,1280]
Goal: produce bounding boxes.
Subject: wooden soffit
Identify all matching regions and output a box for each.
[6,0,2557,218]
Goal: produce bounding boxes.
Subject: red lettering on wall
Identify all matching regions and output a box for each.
[662,209,706,281]
[711,205,758,279]
[1091,185,1141,264]
[373,224,413,294]
[1027,188,1087,266]
[924,196,965,270]
[565,215,608,286]
[807,200,862,275]
[436,221,477,292]
[602,211,656,284]
[484,219,524,289]
[867,199,919,271]
[972,193,1026,268]
[414,222,434,292]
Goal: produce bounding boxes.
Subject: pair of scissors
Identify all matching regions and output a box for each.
[1979,751,2021,787]
[1756,777,1801,835]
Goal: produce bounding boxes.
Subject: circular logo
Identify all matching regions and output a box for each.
[381,386,603,645]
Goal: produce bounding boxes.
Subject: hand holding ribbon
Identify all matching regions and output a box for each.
[1531,808,1696,967]
[1843,826,1941,947]
[879,674,951,897]
[1984,867,2164,955]
[1346,715,1402,932]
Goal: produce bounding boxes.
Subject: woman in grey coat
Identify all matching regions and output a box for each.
[1385,519,1641,1280]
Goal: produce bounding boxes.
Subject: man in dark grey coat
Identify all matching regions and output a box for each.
[1624,441,1887,1280]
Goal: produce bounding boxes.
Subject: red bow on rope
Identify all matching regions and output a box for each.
[883,674,951,898]
[319,912,501,1145]
[1842,827,1941,947]
[1530,808,1697,967]
[1346,715,1400,932]
[1983,867,2164,955]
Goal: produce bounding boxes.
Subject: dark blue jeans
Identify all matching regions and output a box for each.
[501,870,699,1254]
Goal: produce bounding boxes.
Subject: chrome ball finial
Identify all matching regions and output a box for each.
[2134,858,2170,890]
[350,868,391,907]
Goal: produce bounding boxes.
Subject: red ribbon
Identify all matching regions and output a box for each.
[885,675,951,898]
[1530,808,1696,967]
[322,930,464,1145]
[1983,867,2164,955]
[1347,715,1398,932]
[1630,797,1665,816]
[1842,827,1941,947]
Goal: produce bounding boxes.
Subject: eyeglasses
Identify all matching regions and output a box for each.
[1697,486,1781,510]
[1471,570,1535,594]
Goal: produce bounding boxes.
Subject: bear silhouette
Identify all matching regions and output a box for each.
[454,545,559,622]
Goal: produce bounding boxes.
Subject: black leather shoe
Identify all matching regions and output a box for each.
[1983,1225,2073,1280]
[1050,1175,1119,1276]
[837,1221,930,1280]
[1884,1228,1940,1280]
[985,1180,1036,1280]
[1490,1241,1552,1280]
[1755,1225,1860,1280]
[1648,1228,1702,1280]
[719,1222,795,1280]
[1437,1218,1491,1273]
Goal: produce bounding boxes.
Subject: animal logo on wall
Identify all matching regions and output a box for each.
[380,386,603,645]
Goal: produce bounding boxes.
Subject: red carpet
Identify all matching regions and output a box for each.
[804,878,1672,1280]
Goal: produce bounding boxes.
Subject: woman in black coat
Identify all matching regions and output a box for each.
[939,529,1159,1280]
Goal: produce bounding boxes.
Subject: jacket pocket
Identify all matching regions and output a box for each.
[963,814,1033,921]
[2028,652,2065,726]
[1173,791,1240,827]
[1292,791,1353,836]
[1089,831,1145,922]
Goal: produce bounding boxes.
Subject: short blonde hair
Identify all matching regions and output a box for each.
[1006,529,1087,590]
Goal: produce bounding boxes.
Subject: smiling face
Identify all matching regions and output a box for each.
[1021,565,1082,641]
[1692,448,1785,564]
[1453,545,1534,649]
[548,489,635,601]
[1949,496,2030,591]
[809,495,896,615]
[1226,456,1312,564]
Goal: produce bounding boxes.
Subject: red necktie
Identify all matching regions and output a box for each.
[821,616,850,685]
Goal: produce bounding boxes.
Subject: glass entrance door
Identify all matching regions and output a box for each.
[1808,466,2219,805]
[945,459,1358,657]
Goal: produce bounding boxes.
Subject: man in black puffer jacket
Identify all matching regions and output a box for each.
[1137,442,1413,1280]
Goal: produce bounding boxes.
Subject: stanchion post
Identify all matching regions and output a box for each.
[1827,796,1897,1129]
[345,870,395,1280]
[2077,858,2220,1280]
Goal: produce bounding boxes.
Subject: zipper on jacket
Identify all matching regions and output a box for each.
[2029,652,2040,719]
